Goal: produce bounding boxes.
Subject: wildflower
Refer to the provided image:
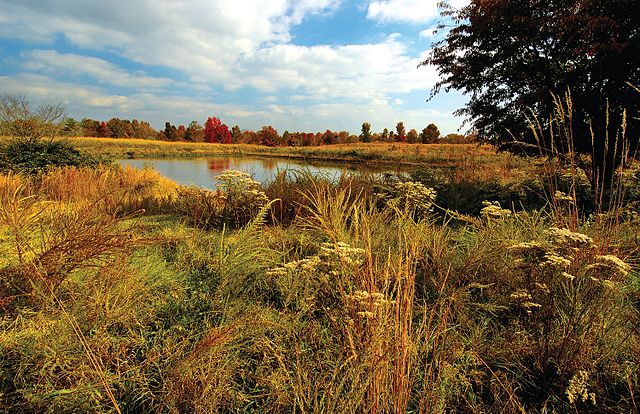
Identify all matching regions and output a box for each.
[566,370,596,405]
[320,242,365,266]
[383,180,437,216]
[586,254,631,278]
[508,241,546,255]
[554,190,575,203]
[510,290,532,301]
[540,253,571,270]
[266,267,287,277]
[480,200,512,220]
[544,227,594,249]
[356,311,374,319]
[562,271,575,281]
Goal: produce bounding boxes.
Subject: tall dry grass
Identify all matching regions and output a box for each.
[0,159,638,412]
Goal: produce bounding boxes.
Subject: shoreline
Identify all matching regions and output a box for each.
[69,136,521,169]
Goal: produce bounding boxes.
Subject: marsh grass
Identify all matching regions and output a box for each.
[1,160,639,413]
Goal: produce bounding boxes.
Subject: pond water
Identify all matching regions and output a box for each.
[117,156,408,190]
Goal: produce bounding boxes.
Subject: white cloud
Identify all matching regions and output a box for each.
[0,0,341,84]
[367,0,439,23]
[21,50,186,90]
[367,0,469,23]
[419,26,439,39]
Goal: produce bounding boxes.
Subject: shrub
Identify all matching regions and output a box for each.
[0,138,100,174]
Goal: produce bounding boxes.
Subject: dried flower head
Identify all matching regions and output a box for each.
[566,370,596,405]
[586,254,631,278]
[480,200,512,220]
[544,227,594,249]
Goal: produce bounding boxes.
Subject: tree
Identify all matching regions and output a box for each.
[164,122,178,141]
[203,117,232,144]
[322,129,337,145]
[258,125,279,147]
[231,125,242,142]
[360,122,372,143]
[421,123,440,144]
[176,125,186,141]
[96,121,110,138]
[381,128,389,142]
[185,121,204,142]
[60,118,82,137]
[107,117,133,138]
[81,118,100,137]
[0,96,98,173]
[131,119,157,139]
[424,0,640,190]
[407,128,418,144]
[0,94,65,142]
[395,121,406,142]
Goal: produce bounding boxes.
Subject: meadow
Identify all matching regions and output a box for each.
[1,146,638,413]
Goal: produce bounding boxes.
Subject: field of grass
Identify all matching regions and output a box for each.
[1,159,639,413]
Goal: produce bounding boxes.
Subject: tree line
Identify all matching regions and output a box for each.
[58,116,472,146]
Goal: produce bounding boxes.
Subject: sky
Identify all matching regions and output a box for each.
[0,0,469,135]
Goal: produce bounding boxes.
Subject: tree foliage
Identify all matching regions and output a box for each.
[0,94,65,142]
[257,125,279,147]
[395,121,406,142]
[424,0,640,187]
[185,121,204,142]
[421,123,440,144]
[407,128,418,144]
[360,122,372,143]
[204,117,232,144]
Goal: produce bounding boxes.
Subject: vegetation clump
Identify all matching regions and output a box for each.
[0,95,100,174]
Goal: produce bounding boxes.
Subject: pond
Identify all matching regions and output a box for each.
[117,156,409,190]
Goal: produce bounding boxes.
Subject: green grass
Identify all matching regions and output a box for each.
[1,163,639,413]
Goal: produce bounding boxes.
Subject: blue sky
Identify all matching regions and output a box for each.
[0,0,468,135]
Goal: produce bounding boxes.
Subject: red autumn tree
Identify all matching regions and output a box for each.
[96,121,110,138]
[257,125,279,147]
[203,117,232,144]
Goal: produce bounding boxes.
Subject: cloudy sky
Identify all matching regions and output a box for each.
[0,0,468,134]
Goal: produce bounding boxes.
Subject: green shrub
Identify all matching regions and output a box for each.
[0,138,100,174]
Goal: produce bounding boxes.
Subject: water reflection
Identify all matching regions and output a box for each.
[117,156,402,191]
[207,158,231,172]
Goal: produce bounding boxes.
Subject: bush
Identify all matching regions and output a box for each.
[0,138,100,174]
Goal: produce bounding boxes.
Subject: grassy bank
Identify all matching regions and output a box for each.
[1,162,639,413]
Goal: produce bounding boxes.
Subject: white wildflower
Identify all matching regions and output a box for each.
[586,254,631,278]
[554,191,575,203]
[540,253,572,270]
[544,227,594,249]
[510,290,532,301]
[566,370,596,405]
[480,200,512,220]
